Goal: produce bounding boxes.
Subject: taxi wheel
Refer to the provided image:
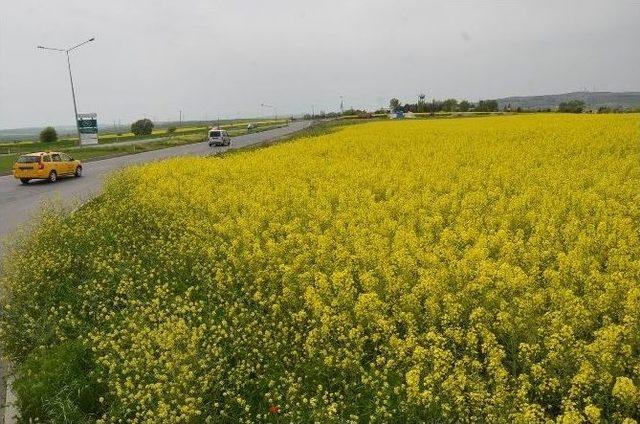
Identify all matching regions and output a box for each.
[20,178,30,184]
[48,170,57,183]
[75,166,83,177]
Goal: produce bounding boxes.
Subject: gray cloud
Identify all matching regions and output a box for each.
[1,0,639,128]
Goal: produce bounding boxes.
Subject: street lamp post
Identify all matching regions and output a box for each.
[261,103,277,122]
[37,37,95,146]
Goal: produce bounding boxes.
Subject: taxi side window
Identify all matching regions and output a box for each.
[52,154,62,162]
[42,155,51,162]
[60,153,71,161]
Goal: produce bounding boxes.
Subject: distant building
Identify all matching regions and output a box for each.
[388,111,416,119]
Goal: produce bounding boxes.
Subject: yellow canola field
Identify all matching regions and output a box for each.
[2,114,639,423]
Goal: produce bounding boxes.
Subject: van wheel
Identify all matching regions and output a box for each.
[75,166,83,177]
[20,178,30,184]
[48,170,57,183]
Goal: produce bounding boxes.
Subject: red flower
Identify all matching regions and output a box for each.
[269,405,280,414]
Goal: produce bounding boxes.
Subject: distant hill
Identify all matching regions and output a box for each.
[495,91,640,111]
[0,125,77,142]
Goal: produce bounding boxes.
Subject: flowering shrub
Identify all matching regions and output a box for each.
[2,114,639,422]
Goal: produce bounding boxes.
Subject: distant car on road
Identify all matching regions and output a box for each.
[12,151,82,184]
[208,128,230,147]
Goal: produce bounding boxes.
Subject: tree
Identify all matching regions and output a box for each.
[416,93,427,112]
[558,100,586,113]
[427,99,437,116]
[441,98,459,112]
[417,93,427,112]
[39,126,58,143]
[389,98,400,112]
[476,100,499,112]
[131,119,154,136]
[458,100,472,112]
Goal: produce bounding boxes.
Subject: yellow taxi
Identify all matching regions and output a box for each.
[13,151,82,184]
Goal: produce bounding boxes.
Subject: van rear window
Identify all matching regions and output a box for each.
[210,131,221,137]
[17,156,40,163]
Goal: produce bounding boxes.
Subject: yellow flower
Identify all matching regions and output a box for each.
[613,377,638,407]
[2,114,639,422]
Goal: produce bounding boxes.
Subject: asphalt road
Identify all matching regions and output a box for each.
[0,120,310,424]
[0,120,309,257]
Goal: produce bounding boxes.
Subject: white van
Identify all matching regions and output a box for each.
[208,128,231,147]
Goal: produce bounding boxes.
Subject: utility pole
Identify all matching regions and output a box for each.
[37,37,95,146]
[179,110,182,127]
[261,103,277,121]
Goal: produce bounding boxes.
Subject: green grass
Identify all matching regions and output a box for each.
[0,154,17,174]
[0,122,288,175]
[12,340,106,423]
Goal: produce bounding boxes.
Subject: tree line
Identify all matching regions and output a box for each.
[301,98,500,120]
[388,97,499,113]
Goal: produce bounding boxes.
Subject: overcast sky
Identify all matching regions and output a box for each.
[0,0,639,129]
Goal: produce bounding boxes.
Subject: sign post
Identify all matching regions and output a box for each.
[77,113,99,145]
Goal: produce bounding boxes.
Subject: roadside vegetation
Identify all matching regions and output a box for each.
[130,118,154,136]
[1,114,638,422]
[39,126,58,143]
[0,120,288,174]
